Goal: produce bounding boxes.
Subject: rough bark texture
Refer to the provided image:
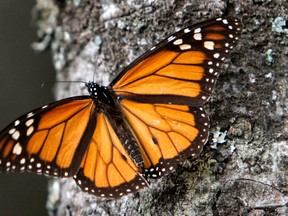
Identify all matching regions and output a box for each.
[33,0,287,215]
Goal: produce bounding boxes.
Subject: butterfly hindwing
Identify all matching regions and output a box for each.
[0,97,96,177]
[74,112,148,198]
[120,99,209,178]
[111,17,242,106]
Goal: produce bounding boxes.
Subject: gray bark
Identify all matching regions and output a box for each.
[33,0,287,215]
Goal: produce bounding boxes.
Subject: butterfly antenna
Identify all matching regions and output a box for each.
[41,80,86,88]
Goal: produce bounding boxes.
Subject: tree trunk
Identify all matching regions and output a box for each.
[33,0,287,215]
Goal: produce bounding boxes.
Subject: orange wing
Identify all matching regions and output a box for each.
[0,97,96,177]
[119,99,209,178]
[74,112,148,198]
[111,17,242,106]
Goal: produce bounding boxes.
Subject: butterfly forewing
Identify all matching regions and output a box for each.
[0,97,96,177]
[111,17,242,106]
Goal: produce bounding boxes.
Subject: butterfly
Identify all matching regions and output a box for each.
[0,17,242,198]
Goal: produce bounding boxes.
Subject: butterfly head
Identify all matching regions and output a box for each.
[86,81,115,105]
[86,81,101,97]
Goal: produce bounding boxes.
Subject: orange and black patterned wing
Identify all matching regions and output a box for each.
[0,97,96,177]
[111,17,242,106]
[110,17,242,178]
[73,112,148,198]
[119,99,209,178]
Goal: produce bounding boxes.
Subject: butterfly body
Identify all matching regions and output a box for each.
[0,17,242,198]
[87,82,146,169]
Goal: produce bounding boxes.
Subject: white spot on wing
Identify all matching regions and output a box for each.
[223,19,228,24]
[194,28,201,33]
[213,53,220,59]
[12,131,20,140]
[14,120,20,126]
[173,39,183,45]
[25,119,34,127]
[13,143,22,155]
[193,33,202,40]
[184,28,190,33]
[9,128,16,135]
[179,44,191,50]
[20,158,26,164]
[26,126,34,136]
[204,41,215,50]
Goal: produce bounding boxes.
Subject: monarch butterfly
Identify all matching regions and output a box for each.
[0,17,242,198]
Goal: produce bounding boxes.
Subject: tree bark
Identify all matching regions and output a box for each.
[33,0,287,215]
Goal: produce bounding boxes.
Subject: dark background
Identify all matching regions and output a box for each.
[0,1,55,216]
